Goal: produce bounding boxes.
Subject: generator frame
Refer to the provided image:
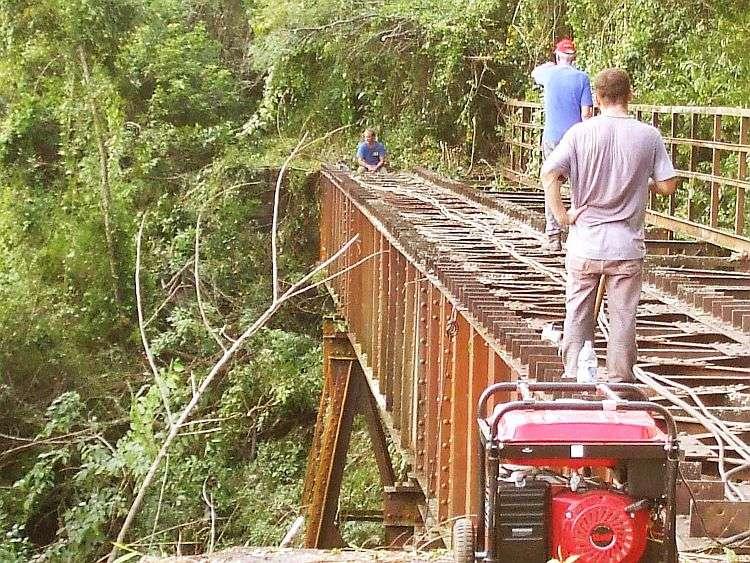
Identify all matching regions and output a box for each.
[466,381,681,563]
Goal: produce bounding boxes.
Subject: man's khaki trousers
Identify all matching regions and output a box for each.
[562,255,643,381]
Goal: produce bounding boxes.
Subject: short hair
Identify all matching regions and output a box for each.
[555,52,575,65]
[363,128,376,137]
[594,68,631,104]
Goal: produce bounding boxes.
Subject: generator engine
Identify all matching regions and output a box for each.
[493,467,653,562]
[551,489,649,563]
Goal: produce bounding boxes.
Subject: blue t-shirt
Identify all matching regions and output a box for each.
[356,141,387,166]
[532,64,593,143]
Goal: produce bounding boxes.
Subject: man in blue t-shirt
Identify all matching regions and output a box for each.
[532,38,593,251]
[356,128,387,173]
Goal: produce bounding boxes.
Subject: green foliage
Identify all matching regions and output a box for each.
[566,0,750,105]
[246,0,523,167]
[120,21,242,126]
[2,0,748,560]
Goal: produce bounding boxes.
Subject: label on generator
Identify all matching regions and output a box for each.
[511,527,534,538]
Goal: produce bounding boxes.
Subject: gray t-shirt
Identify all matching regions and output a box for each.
[541,115,676,260]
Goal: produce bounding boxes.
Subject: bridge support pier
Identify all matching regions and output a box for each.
[303,319,424,548]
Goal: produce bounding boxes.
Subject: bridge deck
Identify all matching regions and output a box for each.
[315,167,750,543]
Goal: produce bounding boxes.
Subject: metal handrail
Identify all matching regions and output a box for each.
[501,99,750,251]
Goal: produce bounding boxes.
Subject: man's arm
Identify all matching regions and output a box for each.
[358,156,370,170]
[541,169,587,226]
[649,177,678,196]
[375,149,386,170]
[650,136,679,195]
[531,62,555,85]
[581,75,594,120]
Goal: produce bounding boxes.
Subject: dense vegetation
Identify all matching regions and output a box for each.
[0,0,747,560]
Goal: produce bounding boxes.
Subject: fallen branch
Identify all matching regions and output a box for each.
[272,134,309,302]
[202,477,216,554]
[107,127,360,562]
[107,233,359,562]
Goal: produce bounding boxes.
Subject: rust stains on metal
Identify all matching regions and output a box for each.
[311,166,750,545]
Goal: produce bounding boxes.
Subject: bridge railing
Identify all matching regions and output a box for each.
[502,99,750,253]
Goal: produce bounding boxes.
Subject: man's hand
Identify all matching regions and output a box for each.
[564,205,588,226]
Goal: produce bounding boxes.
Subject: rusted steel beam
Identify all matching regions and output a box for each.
[303,321,360,548]
[423,286,441,497]
[647,211,750,254]
[384,484,425,546]
[448,313,470,517]
[400,262,417,449]
[361,375,396,488]
[467,328,488,518]
[391,252,405,420]
[690,501,750,538]
[414,280,429,475]
[436,297,454,523]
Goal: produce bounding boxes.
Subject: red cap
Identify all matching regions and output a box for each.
[555,38,576,54]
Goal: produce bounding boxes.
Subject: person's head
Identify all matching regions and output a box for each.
[554,38,576,65]
[363,128,376,144]
[594,68,632,108]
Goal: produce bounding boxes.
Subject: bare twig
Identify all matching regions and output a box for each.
[285,249,386,299]
[149,455,169,551]
[1,429,93,460]
[136,215,175,426]
[219,326,237,343]
[1,418,129,462]
[0,432,35,442]
[145,282,188,328]
[95,434,117,456]
[202,477,216,554]
[162,257,194,292]
[468,114,478,175]
[279,516,305,547]
[272,134,309,302]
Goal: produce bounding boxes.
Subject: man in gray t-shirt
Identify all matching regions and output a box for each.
[541,68,677,382]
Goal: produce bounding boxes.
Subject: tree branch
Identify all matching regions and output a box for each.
[107,128,358,561]
[291,14,376,34]
[272,134,309,302]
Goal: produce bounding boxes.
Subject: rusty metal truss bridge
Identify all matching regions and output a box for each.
[302,103,750,555]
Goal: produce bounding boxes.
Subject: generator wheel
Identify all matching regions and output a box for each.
[452,517,475,563]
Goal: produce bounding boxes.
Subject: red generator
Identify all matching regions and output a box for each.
[452,382,680,563]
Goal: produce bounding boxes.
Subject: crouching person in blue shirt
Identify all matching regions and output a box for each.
[356,128,387,173]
